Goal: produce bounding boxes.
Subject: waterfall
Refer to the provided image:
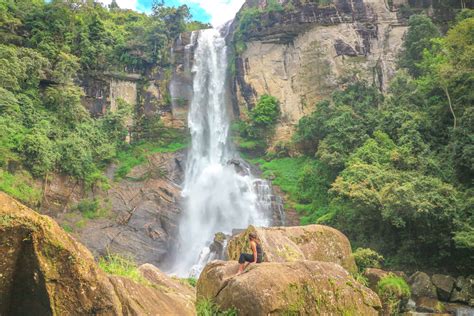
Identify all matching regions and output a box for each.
[171,28,275,277]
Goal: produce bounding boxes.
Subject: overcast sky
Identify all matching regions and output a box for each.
[98,0,246,26]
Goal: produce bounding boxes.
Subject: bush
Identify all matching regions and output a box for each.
[377,275,411,315]
[353,248,384,272]
[72,198,109,219]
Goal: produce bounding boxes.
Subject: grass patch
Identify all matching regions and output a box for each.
[0,169,41,206]
[99,253,147,285]
[253,157,309,197]
[185,277,197,287]
[196,299,238,316]
[72,198,110,220]
[61,223,73,233]
[377,274,411,314]
[250,156,336,225]
[114,140,187,180]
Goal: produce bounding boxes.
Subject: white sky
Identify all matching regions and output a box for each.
[98,0,246,27]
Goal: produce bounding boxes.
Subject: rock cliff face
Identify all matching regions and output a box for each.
[231,0,409,143]
[41,151,186,268]
[0,192,195,315]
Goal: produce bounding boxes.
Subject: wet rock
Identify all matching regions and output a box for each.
[197,260,381,315]
[431,274,455,301]
[227,224,357,273]
[209,232,229,260]
[409,272,437,299]
[364,268,389,291]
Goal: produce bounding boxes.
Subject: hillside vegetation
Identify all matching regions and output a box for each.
[0,0,202,205]
[239,10,474,274]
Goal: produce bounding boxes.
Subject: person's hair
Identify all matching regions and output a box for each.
[249,232,258,241]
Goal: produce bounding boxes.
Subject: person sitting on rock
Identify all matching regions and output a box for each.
[237,232,263,274]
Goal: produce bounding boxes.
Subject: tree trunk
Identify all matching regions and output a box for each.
[442,85,456,129]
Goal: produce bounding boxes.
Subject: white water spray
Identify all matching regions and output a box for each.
[172,28,273,277]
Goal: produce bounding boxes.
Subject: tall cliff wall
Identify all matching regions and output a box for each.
[231,0,409,143]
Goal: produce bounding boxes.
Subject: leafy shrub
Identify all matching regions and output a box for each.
[377,275,411,315]
[353,248,384,272]
[72,198,109,220]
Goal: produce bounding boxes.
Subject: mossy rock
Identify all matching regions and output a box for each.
[197,260,381,315]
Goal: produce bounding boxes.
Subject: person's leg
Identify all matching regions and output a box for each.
[237,253,253,274]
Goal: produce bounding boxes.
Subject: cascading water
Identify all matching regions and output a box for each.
[172,28,279,277]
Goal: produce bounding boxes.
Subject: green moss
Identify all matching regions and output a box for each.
[0,214,14,226]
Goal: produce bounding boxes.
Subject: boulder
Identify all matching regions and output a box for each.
[0,192,195,315]
[450,276,474,305]
[414,296,447,313]
[364,268,389,292]
[197,260,381,315]
[227,225,357,273]
[431,274,455,301]
[409,272,437,299]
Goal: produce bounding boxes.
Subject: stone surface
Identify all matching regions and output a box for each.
[197,260,381,315]
[231,0,408,145]
[414,296,448,313]
[76,151,186,267]
[431,274,455,301]
[227,224,357,273]
[410,272,438,299]
[364,268,389,291]
[0,192,194,315]
[451,276,474,305]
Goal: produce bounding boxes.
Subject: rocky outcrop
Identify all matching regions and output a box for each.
[197,260,381,315]
[78,151,185,267]
[364,268,390,291]
[109,265,196,316]
[231,0,408,144]
[432,274,456,302]
[227,224,357,273]
[409,271,438,299]
[0,191,195,315]
[44,151,186,268]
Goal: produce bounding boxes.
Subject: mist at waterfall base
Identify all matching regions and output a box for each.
[170,28,272,277]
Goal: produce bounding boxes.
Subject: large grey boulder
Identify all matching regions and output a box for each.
[432,274,455,301]
[409,272,437,299]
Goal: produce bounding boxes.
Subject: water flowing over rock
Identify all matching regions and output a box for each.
[172,27,282,277]
[227,224,357,273]
[197,260,381,315]
[0,192,195,315]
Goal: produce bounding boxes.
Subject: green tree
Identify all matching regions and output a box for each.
[399,15,440,77]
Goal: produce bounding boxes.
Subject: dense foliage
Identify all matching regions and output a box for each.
[0,0,197,205]
[234,94,280,153]
[256,11,473,273]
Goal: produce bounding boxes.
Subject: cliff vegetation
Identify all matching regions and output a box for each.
[0,0,203,206]
[239,10,474,274]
